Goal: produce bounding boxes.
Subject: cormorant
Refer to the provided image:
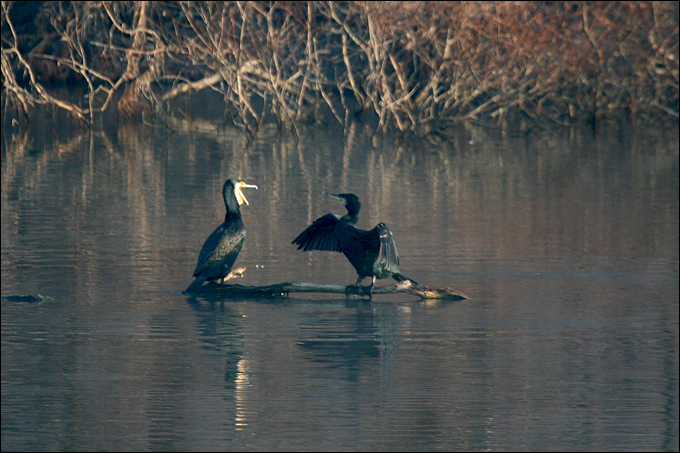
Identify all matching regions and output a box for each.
[185,178,258,293]
[292,193,417,295]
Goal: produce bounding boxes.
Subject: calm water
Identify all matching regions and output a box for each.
[2,111,678,451]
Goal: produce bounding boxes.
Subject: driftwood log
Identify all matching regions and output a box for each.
[185,268,467,301]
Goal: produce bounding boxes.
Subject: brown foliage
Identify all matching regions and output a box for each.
[2,1,678,135]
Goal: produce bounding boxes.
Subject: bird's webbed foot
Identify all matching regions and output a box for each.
[345,284,363,296]
[345,278,374,299]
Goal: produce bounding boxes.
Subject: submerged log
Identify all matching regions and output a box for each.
[185,268,467,300]
[1,294,52,303]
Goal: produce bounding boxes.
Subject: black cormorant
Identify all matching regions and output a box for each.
[186,178,258,293]
[292,193,417,294]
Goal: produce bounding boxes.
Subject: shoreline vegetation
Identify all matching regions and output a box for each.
[2,1,678,137]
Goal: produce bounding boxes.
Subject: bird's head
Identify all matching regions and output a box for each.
[226,178,258,206]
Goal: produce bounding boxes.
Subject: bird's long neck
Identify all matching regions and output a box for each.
[224,207,241,222]
[341,204,360,225]
[340,212,358,225]
[223,188,242,221]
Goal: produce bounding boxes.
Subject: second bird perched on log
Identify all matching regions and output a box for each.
[292,193,417,295]
[186,178,258,293]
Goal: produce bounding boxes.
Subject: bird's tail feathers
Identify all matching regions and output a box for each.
[392,272,418,285]
[185,276,207,293]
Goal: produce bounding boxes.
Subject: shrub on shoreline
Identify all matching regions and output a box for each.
[2,1,678,135]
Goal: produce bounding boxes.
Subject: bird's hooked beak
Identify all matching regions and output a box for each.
[326,193,346,205]
[235,181,258,205]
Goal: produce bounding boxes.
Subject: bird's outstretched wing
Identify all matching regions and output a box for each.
[292,214,343,252]
[375,222,400,270]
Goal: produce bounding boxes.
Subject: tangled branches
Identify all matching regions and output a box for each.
[2,1,678,135]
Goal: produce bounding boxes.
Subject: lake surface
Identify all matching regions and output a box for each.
[2,111,678,451]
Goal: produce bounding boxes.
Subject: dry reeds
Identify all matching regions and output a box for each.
[2,1,678,136]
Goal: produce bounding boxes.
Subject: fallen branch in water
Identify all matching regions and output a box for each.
[185,268,467,300]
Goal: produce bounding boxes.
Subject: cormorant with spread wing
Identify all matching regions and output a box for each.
[186,178,258,293]
[292,193,417,294]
